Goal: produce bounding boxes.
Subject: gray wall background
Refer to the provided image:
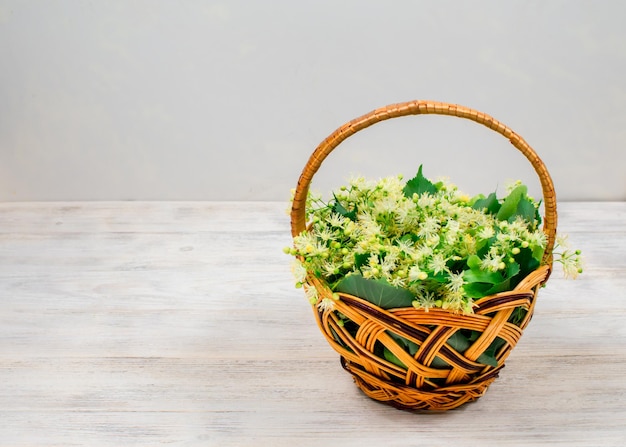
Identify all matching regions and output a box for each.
[1,0,624,202]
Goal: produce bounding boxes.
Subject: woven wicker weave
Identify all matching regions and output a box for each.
[290,100,557,411]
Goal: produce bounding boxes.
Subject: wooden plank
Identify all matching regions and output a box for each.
[0,201,292,234]
[0,201,624,446]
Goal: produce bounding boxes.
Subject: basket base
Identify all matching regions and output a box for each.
[341,357,502,412]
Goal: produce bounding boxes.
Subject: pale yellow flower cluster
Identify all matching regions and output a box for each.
[288,173,565,314]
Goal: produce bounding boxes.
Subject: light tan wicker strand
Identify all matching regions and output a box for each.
[290,100,557,411]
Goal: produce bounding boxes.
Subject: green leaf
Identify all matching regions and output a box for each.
[509,307,528,326]
[403,165,437,198]
[531,243,545,263]
[389,332,419,356]
[467,255,482,270]
[514,196,537,224]
[463,269,503,285]
[484,261,521,294]
[505,260,521,278]
[353,253,370,271]
[331,194,357,221]
[430,331,471,369]
[399,233,418,244]
[463,282,493,298]
[335,274,415,309]
[476,337,506,367]
[429,272,450,283]
[464,255,507,297]
[383,347,406,368]
[496,185,527,221]
[485,278,512,295]
[476,350,498,367]
[384,333,423,369]
[476,236,496,257]
[516,247,541,278]
[466,330,481,342]
[472,192,501,215]
[446,331,471,353]
[500,247,541,291]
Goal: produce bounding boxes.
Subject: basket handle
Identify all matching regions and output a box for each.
[290,100,557,266]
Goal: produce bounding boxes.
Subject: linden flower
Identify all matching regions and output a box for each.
[478,226,495,240]
[428,253,448,275]
[414,244,434,262]
[303,285,318,305]
[417,194,435,208]
[457,193,471,203]
[348,175,374,192]
[293,232,317,253]
[461,234,477,256]
[316,228,334,243]
[554,234,584,279]
[413,290,437,311]
[509,217,528,234]
[397,206,422,232]
[481,252,505,272]
[389,275,407,288]
[317,297,336,312]
[380,251,399,275]
[322,261,340,277]
[505,179,523,194]
[418,217,440,238]
[396,238,415,255]
[529,230,547,246]
[377,176,406,198]
[447,272,466,293]
[291,260,307,284]
[556,234,570,248]
[327,213,346,228]
[441,291,469,313]
[409,266,428,281]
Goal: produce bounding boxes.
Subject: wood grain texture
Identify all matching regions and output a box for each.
[0,201,625,446]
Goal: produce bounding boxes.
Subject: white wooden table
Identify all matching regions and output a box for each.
[1,201,624,446]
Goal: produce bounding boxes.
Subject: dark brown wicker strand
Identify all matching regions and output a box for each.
[291,101,556,411]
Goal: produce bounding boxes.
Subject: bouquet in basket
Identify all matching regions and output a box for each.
[286,166,582,368]
[285,101,582,411]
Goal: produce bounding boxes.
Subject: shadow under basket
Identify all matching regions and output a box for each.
[290,100,557,412]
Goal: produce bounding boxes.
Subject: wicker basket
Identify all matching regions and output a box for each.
[290,100,557,411]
